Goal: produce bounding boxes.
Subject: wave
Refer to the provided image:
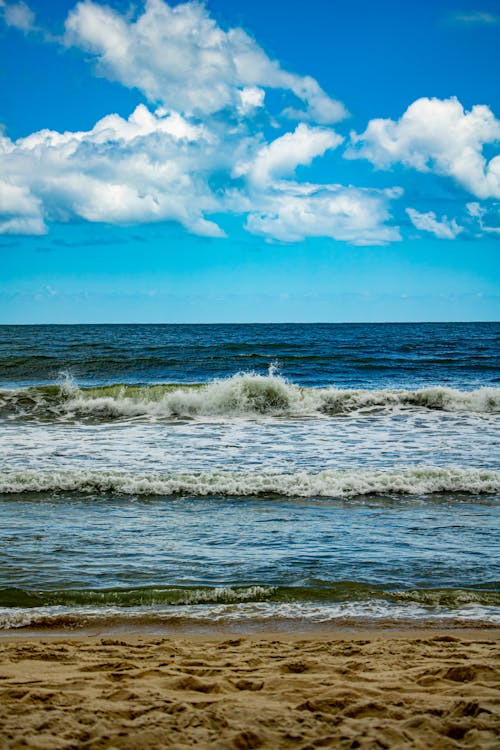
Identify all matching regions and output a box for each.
[0,371,499,420]
[0,467,498,497]
[1,583,498,609]
[2,600,498,631]
[0,585,277,608]
[2,583,499,631]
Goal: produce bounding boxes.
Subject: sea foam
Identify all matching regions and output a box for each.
[0,467,498,497]
[1,598,499,631]
[1,371,499,420]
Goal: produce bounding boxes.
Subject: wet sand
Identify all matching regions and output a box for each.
[0,630,499,749]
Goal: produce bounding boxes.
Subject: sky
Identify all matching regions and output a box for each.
[0,0,499,323]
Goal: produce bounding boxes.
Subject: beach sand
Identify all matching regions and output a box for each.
[0,630,498,749]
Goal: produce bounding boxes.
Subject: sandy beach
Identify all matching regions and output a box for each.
[0,629,498,749]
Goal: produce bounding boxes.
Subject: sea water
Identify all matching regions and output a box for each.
[0,323,498,632]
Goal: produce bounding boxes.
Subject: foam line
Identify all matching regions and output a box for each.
[0,467,498,497]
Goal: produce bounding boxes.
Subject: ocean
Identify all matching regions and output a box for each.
[0,322,499,633]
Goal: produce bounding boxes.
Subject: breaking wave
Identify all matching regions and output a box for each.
[0,371,499,420]
[2,582,499,631]
[1,583,498,609]
[0,467,498,497]
[2,599,499,631]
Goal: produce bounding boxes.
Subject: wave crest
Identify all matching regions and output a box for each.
[1,584,498,609]
[0,467,498,498]
[1,371,499,420]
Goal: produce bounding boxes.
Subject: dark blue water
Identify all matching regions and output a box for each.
[1,322,498,388]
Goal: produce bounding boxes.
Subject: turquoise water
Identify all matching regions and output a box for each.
[0,323,498,631]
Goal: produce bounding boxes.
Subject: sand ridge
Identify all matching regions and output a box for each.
[0,632,499,749]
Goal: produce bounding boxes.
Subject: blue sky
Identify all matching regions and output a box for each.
[0,0,499,322]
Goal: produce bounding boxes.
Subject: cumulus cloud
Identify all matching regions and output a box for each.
[234,123,343,186]
[348,97,500,199]
[63,0,347,123]
[0,102,401,245]
[0,180,46,235]
[0,1,403,246]
[243,184,402,246]
[229,124,399,244]
[0,216,46,235]
[406,208,463,239]
[0,104,227,236]
[8,2,481,247]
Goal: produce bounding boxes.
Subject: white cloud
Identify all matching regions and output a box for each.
[0,216,46,235]
[0,180,46,235]
[0,179,40,216]
[0,101,402,245]
[244,184,402,246]
[64,0,347,123]
[237,86,265,116]
[0,1,419,247]
[348,97,500,199]
[0,105,227,236]
[228,124,399,246]
[235,123,343,186]
[466,201,500,234]
[0,1,36,32]
[406,208,463,239]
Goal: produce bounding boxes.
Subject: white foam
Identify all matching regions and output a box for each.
[1,599,498,630]
[0,467,498,497]
[2,372,499,419]
[54,375,500,418]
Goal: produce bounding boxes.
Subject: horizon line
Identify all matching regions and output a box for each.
[1,320,498,327]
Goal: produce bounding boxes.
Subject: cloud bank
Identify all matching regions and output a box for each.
[0,1,499,245]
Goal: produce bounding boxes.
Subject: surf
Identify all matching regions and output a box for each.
[1,466,498,497]
[1,370,499,420]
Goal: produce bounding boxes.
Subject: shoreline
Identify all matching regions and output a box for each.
[1,629,498,748]
[2,625,500,641]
